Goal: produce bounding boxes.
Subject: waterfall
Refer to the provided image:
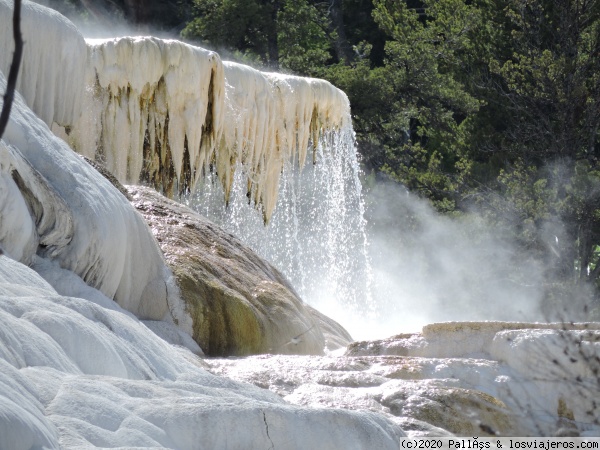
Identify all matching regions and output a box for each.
[188,124,375,331]
[35,34,377,335]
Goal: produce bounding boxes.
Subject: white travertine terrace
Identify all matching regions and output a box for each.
[65,38,350,221]
[221,62,351,220]
[0,0,352,316]
[0,0,351,222]
[0,0,86,126]
[0,71,188,325]
[0,4,406,445]
[68,36,225,193]
[1,2,194,328]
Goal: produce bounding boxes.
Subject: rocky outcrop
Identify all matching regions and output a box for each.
[205,321,600,437]
[205,354,516,437]
[127,185,352,356]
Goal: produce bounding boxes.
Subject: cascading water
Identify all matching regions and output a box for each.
[54,35,379,338]
[188,126,376,335]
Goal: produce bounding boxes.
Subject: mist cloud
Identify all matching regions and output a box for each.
[363,178,596,338]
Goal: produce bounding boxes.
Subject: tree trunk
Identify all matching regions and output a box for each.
[0,0,23,141]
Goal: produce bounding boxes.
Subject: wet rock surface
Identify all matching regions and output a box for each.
[128,185,352,356]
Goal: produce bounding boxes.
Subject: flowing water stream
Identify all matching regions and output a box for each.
[188,126,377,337]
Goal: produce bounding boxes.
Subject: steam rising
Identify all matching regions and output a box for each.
[361,176,597,339]
[365,181,545,337]
[195,163,597,341]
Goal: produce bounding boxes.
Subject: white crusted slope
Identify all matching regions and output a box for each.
[0,255,404,448]
[0,0,86,126]
[0,71,185,324]
[345,321,600,436]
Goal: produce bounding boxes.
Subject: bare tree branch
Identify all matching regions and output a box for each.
[0,0,23,141]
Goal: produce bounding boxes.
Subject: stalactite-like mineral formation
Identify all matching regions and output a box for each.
[62,38,350,221]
